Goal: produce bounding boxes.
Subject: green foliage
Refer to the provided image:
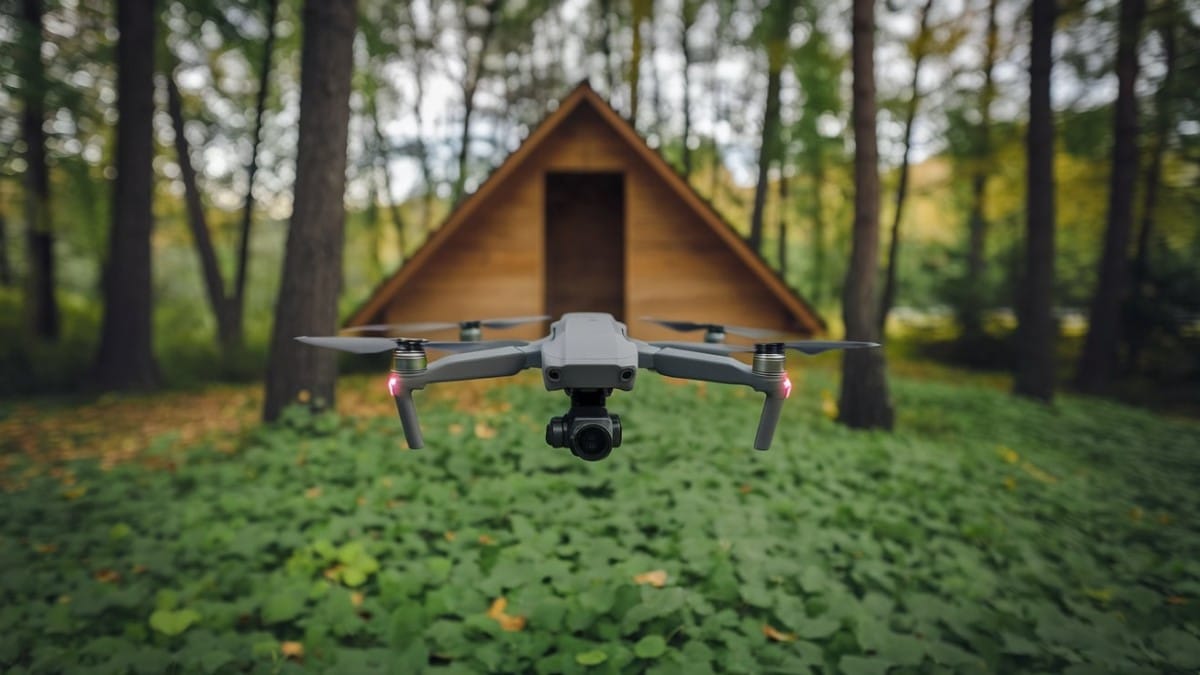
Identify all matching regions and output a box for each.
[2,371,1199,673]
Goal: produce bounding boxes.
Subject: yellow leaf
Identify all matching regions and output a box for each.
[1002,477,1016,491]
[998,446,1020,464]
[350,591,364,607]
[280,641,304,659]
[444,531,457,542]
[478,534,496,546]
[738,484,753,495]
[297,389,311,404]
[633,570,668,588]
[1083,587,1112,603]
[474,421,497,439]
[1130,506,1144,521]
[820,390,837,419]
[486,597,526,632]
[763,624,797,642]
[323,564,345,581]
[94,569,121,584]
[63,485,88,500]
[305,486,322,499]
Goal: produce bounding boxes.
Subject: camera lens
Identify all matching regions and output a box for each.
[571,424,612,461]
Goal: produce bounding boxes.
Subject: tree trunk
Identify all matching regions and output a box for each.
[601,0,617,99]
[960,0,999,340]
[679,4,694,178]
[749,3,790,254]
[230,0,279,350]
[413,54,435,236]
[776,168,789,280]
[1126,21,1175,371]
[1014,0,1058,402]
[453,0,502,204]
[262,0,357,421]
[0,210,11,286]
[371,93,407,263]
[838,0,894,430]
[167,74,237,350]
[629,0,651,124]
[878,0,934,334]
[94,0,159,390]
[21,0,60,341]
[1076,0,1145,394]
[810,155,826,307]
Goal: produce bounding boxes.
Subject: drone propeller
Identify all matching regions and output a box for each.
[641,317,788,340]
[296,336,528,354]
[651,340,879,356]
[343,315,550,334]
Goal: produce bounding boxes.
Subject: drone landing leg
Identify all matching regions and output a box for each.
[394,392,424,449]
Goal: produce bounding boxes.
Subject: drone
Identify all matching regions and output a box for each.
[297,313,877,461]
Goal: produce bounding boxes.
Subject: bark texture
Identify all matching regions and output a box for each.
[838,0,894,430]
[1013,0,1058,402]
[21,0,60,341]
[94,0,159,390]
[262,0,358,421]
[1076,0,1145,393]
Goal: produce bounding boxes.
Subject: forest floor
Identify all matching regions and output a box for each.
[0,364,1198,673]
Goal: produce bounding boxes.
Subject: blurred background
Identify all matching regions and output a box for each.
[0,0,1196,409]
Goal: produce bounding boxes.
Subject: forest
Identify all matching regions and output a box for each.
[1,0,1199,673]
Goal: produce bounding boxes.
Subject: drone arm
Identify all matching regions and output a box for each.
[638,344,788,451]
[419,345,540,386]
[638,345,764,390]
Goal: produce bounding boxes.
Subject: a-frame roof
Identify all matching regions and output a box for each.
[347,81,825,334]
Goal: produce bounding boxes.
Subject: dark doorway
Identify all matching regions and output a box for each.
[545,172,625,319]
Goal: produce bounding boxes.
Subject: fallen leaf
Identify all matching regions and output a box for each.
[351,592,364,607]
[739,484,753,494]
[448,423,464,436]
[633,570,668,588]
[998,446,1020,464]
[763,624,797,642]
[486,597,526,632]
[444,531,457,542]
[323,564,345,581]
[280,641,304,660]
[297,390,311,404]
[1002,477,1016,491]
[474,421,497,439]
[34,543,58,554]
[478,534,496,545]
[305,486,322,499]
[94,569,121,584]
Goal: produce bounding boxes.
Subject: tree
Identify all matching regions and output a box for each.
[629,0,653,124]
[678,0,700,178]
[1126,16,1177,370]
[20,0,60,340]
[93,0,160,390]
[749,0,795,255]
[1014,0,1057,402]
[878,0,936,333]
[838,0,894,430]
[959,0,1000,340]
[452,0,504,204]
[1076,0,1146,393]
[262,0,357,421]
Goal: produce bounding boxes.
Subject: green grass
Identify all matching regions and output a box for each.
[1,370,1198,674]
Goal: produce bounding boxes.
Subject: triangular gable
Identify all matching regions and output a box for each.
[346,81,825,334]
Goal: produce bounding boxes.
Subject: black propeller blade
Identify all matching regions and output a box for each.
[296,336,528,354]
[343,315,550,334]
[641,316,788,340]
[651,340,880,356]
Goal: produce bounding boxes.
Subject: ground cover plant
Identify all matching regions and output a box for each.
[1,370,1198,674]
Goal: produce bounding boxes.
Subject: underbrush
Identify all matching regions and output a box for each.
[1,371,1198,673]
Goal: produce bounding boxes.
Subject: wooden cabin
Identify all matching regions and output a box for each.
[346,82,824,342]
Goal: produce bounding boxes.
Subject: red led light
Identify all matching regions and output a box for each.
[781,375,792,399]
[387,372,402,397]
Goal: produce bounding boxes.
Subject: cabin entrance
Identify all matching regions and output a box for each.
[544,172,625,320]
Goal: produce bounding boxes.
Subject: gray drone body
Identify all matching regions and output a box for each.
[296,312,877,461]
